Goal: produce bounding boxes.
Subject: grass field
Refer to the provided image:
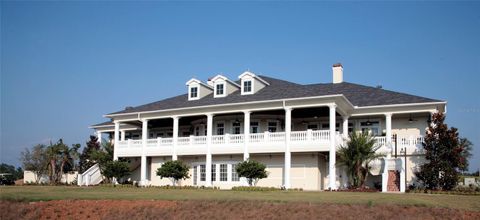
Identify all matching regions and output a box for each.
[1,186,479,211]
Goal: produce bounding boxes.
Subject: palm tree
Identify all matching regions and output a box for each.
[59,143,80,178]
[337,132,384,188]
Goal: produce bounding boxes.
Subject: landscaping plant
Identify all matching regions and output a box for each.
[415,112,472,190]
[156,160,190,186]
[235,159,268,186]
[337,132,383,188]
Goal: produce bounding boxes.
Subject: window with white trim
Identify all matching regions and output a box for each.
[193,165,197,185]
[307,124,318,130]
[268,122,277,132]
[211,164,216,181]
[321,123,340,131]
[360,121,380,136]
[220,164,228,181]
[250,121,259,133]
[216,123,224,135]
[216,84,224,96]
[190,87,198,99]
[200,164,206,181]
[243,80,252,93]
[232,121,241,134]
[231,164,239,182]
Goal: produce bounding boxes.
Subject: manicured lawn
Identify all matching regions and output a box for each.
[1,186,479,211]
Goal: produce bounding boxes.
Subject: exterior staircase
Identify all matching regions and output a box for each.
[77,164,103,186]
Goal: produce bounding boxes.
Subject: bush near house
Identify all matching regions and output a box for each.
[103,161,131,185]
[156,160,190,186]
[235,159,268,186]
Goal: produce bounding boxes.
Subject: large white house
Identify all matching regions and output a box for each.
[84,64,446,192]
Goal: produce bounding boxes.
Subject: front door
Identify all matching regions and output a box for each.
[387,170,400,191]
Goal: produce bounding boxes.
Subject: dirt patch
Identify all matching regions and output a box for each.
[1,200,478,220]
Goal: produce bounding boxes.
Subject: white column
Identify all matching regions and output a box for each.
[120,131,126,141]
[342,116,349,138]
[113,121,120,161]
[382,158,388,192]
[205,113,213,187]
[172,116,179,161]
[97,131,102,144]
[400,158,406,192]
[328,104,337,190]
[385,113,392,158]
[284,107,292,189]
[141,119,148,186]
[243,111,251,160]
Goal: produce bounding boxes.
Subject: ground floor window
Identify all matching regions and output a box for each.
[231,164,239,182]
[193,162,240,183]
[212,164,216,181]
[200,164,206,181]
[193,166,197,185]
[220,164,228,181]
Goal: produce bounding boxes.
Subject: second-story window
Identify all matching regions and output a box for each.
[360,121,380,136]
[216,123,224,135]
[307,124,318,130]
[268,122,277,132]
[243,80,252,93]
[232,121,241,134]
[190,87,198,98]
[250,121,259,133]
[216,84,224,96]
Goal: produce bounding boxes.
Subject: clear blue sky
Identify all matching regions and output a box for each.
[1,1,479,172]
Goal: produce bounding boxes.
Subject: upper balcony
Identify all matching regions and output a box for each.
[115,130,424,157]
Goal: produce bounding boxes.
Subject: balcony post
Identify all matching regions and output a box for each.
[97,131,102,144]
[342,116,349,139]
[120,130,126,141]
[243,110,251,160]
[284,107,292,189]
[113,121,120,161]
[225,133,230,144]
[328,104,337,190]
[172,116,179,160]
[206,113,213,187]
[141,119,148,186]
[306,129,312,141]
[385,113,393,158]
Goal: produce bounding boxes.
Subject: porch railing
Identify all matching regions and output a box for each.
[116,131,424,155]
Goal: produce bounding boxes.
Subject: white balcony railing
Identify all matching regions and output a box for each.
[115,130,424,157]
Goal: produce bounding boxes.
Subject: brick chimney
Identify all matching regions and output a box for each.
[332,63,343,84]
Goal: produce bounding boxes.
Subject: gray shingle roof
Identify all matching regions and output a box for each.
[107,75,442,115]
[91,121,114,127]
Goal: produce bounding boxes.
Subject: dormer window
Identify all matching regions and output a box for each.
[190,87,198,99]
[239,71,269,95]
[216,84,224,96]
[186,78,213,101]
[243,80,252,93]
[211,74,239,98]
